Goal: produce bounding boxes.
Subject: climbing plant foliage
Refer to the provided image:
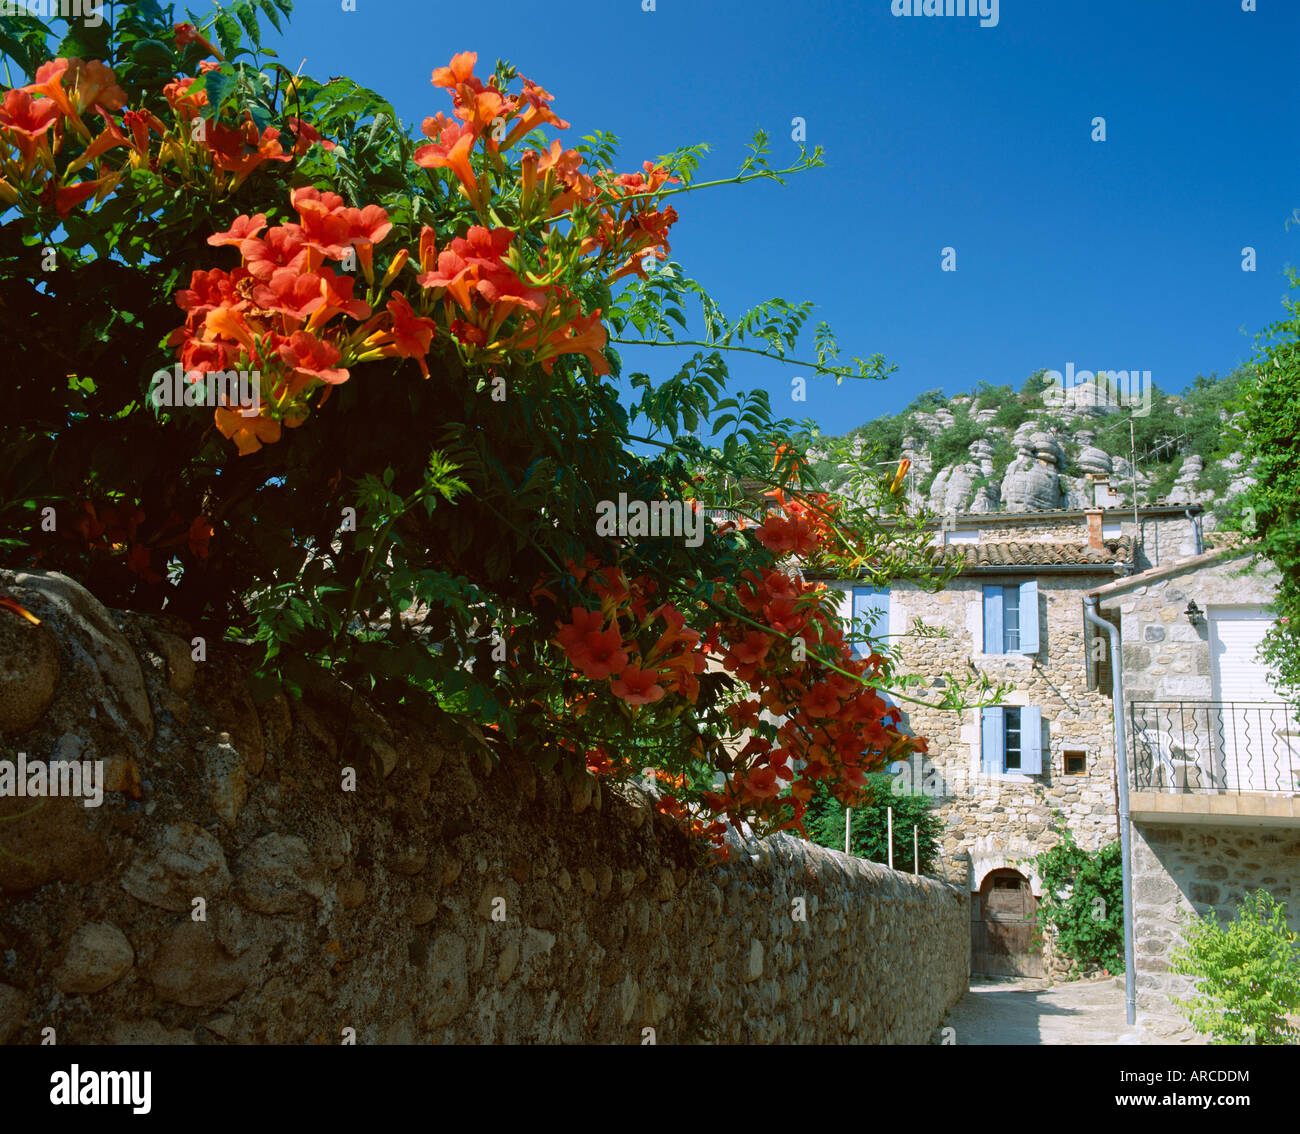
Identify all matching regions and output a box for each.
[1029,824,1124,976]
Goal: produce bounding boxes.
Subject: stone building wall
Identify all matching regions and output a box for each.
[0,570,969,1046]
[1097,551,1279,705]
[1100,551,1295,1040]
[1132,822,1300,1041]
[887,573,1119,883]
[1125,513,1202,572]
[952,510,1199,571]
[967,520,1096,544]
[835,510,1208,876]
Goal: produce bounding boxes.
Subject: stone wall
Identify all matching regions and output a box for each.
[957,511,1199,572]
[1098,551,1279,705]
[0,570,969,1046]
[1127,514,1202,572]
[1132,821,1300,1041]
[968,520,1092,543]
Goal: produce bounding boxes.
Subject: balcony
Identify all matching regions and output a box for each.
[1128,701,1300,826]
[700,507,745,526]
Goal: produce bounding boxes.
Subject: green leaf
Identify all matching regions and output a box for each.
[191,70,234,113]
[235,3,263,49]
[258,0,284,32]
[213,14,243,57]
[247,103,272,133]
[0,16,52,79]
[57,17,112,62]
[130,38,176,68]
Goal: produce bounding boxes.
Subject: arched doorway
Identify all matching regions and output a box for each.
[971,868,1043,977]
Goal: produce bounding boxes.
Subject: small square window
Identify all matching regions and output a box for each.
[1064,751,1087,775]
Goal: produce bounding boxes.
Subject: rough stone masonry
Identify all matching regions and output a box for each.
[0,570,969,1044]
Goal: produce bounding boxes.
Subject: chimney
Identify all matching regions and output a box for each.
[1085,507,1104,550]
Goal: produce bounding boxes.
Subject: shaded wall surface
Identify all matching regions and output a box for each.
[1132,821,1300,1042]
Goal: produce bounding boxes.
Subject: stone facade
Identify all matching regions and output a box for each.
[890,573,1119,882]
[1098,551,1280,705]
[1132,823,1300,1041]
[823,507,1204,979]
[1128,511,1204,573]
[1095,550,1300,1040]
[966,519,1099,543]
[945,506,1203,572]
[0,570,969,1046]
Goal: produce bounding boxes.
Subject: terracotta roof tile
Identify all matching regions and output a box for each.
[946,536,1133,570]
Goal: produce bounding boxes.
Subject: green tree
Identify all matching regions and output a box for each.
[803,771,943,875]
[1171,889,1300,1045]
[1233,269,1300,697]
[1182,367,1246,464]
[926,405,981,472]
[1019,367,1052,398]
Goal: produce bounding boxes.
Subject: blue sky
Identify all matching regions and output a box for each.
[236,0,1294,432]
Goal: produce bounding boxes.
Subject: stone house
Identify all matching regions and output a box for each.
[1089,547,1300,1040]
[816,504,1203,978]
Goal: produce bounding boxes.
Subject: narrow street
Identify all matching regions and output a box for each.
[941,976,1143,1045]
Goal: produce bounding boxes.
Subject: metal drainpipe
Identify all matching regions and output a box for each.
[1185,509,1204,556]
[1084,593,1137,1028]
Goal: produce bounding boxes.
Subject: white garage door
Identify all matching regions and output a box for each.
[1210,608,1277,700]
[1208,607,1290,791]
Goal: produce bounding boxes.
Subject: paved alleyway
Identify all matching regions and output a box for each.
[941,975,1144,1045]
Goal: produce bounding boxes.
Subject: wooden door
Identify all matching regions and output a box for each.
[971,869,1044,977]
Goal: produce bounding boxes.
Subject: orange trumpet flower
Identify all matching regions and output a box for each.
[0,596,41,625]
[889,457,910,495]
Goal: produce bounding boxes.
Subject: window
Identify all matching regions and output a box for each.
[982,581,1039,655]
[1064,750,1087,775]
[845,586,901,725]
[850,586,889,658]
[1003,586,1020,652]
[1004,707,1022,770]
[981,706,1043,775]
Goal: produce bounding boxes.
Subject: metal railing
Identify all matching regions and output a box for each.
[700,507,744,525]
[1129,701,1300,794]
[700,504,778,525]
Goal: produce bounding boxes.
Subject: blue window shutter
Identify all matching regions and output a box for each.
[1020,706,1043,774]
[834,584,853,631]
[852,587,889,658]
[981,707,1004,775]
[1018,579,1040,655]
[982,585,1003,654]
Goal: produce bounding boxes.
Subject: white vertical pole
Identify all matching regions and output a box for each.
[913,825,919,874]
[887,807,894,870]
[844,807,851,854]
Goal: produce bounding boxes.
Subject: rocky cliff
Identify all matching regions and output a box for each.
[806,371,1252,523]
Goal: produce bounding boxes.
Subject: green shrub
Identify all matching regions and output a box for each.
[1029,825,1124,975]
[1171,889,1300,1045]
[803,772,943,875]
[927,405,981,471]
[0,0,951,846]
